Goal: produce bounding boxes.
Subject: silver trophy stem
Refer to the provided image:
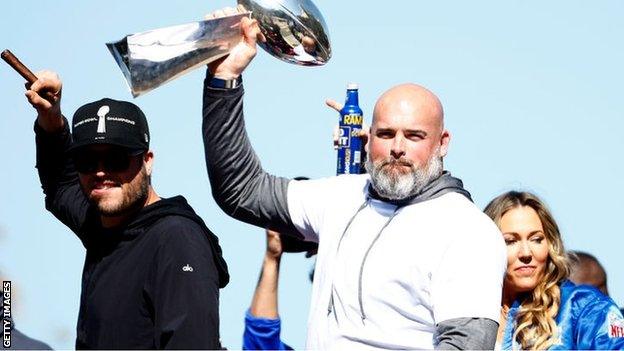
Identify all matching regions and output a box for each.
[107,13,249,97]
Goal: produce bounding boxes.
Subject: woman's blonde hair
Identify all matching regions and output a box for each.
[484,191,571,350]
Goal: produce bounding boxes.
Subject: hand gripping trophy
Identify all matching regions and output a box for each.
[107,0,332,97]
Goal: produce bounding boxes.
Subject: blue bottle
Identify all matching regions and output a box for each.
[336,83,364,175]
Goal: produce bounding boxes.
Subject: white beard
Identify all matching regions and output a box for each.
[365,152,443,200]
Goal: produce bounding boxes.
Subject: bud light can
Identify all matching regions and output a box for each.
[336,83,364,175]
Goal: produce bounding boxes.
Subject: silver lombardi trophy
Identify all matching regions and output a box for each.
[107,0,332,97]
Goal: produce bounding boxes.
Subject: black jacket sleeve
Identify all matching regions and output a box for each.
[202,71,300,236]
[34,118,90,239]
[148,217,223,349]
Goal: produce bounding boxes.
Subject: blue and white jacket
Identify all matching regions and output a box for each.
[502,280,624,350]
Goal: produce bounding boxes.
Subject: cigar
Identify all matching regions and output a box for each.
[1,49,38,84]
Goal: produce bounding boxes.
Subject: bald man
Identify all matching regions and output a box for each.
[569,251,609,296]
[201,15,506,350]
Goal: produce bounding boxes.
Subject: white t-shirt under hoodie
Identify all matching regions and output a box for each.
[287,174,506,350]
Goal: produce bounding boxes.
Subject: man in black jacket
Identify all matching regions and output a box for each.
[24,71,229,349]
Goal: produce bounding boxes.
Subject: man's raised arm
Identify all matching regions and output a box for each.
[27,70,90,235]
[202,15,298,236]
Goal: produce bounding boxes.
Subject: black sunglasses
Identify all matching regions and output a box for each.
[72,147,144,174]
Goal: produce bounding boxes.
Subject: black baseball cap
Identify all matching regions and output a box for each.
[68,98,150,152]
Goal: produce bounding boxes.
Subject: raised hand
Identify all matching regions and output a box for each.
[25,70,64,133]
[207,6,265,80]
[265,229,283,260]
[326,98,370,149]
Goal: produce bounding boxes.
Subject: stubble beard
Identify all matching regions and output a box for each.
[365,151,443,200]
[92,167,150,217]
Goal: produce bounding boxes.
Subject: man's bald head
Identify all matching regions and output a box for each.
[569,251,609,296]
[372,83,445,132]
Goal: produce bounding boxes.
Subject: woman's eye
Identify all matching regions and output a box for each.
[504,239,516,245]
[531,237,544,244]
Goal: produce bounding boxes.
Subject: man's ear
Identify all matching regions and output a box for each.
[364,126,372,154]
[144,150,154,175]
[439,130,451,157]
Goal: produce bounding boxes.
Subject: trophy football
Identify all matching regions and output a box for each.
[107,0,332,97]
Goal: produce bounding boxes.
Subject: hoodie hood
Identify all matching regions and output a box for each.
[367,171,472,206]
[101,196,230,288]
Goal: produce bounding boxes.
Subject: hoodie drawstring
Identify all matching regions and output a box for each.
[327,200,402,325]
[328,200,368,319]
[358,207,400,323]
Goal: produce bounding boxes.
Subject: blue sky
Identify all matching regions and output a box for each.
[1,1,623,349]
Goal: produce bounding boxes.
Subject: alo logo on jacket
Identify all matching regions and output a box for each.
[182,264,194,272]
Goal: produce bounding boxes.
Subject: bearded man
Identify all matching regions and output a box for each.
[26,71,229,349]
[202,14,506,350]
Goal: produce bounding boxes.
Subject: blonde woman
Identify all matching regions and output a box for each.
[484,191,624,350]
